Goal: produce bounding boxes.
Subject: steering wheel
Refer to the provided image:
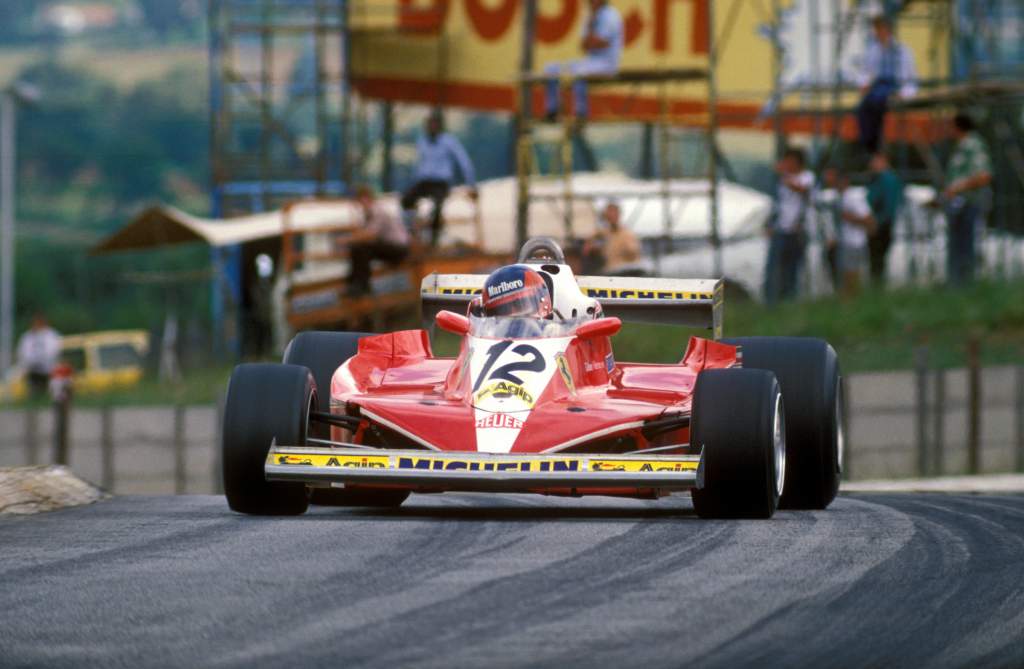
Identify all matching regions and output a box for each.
[517,237,567,265]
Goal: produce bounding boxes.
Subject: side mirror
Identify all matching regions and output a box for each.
[435,310,470,336]
[575,317,621,339]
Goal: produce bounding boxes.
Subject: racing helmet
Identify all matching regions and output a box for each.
[481,265,552,319]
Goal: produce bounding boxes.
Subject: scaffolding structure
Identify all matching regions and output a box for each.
[767,0,1024,280]
[513,0,725,276]
[209,0,353,218]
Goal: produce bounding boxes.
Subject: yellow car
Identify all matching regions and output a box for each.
[0,330,150,401]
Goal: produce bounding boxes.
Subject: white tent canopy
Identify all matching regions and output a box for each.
[93,174,770,255]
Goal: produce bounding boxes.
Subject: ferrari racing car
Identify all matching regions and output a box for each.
[222,238,843,519]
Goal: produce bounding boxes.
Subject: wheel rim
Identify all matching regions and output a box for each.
[773,393,786,497]
[836,380,845,473]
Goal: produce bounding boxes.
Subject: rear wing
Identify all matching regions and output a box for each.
[420,273,723,338]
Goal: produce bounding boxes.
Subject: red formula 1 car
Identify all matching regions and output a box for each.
[222,238,843,519]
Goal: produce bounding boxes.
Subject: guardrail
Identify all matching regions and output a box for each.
[0,401,224,495]
[1,362,1023,492]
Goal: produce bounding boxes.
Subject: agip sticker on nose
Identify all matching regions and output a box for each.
[589,459,698,473]
[269,453,390,468]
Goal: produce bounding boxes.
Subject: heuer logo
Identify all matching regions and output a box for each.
[476,414,525,429]
[487,279,523,297]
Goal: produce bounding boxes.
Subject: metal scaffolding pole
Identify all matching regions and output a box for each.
[0,94,14,373]
[515,0,538,250]
[707,0,722,278]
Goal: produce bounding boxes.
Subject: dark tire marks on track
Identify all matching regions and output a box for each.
[1,493,1023,668]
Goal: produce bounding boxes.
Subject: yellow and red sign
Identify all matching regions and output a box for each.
[349,0,947,136]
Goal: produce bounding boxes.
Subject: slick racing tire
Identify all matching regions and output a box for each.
[223,363,314,515]
[690,369,783,519]
[283,331,370,419]
[283,331,409,509]
[723,337,842,510]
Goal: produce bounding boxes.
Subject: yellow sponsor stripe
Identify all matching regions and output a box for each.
[268,453,390,468]
[589,459,699,473]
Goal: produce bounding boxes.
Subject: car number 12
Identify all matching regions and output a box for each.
[473,340,546,391]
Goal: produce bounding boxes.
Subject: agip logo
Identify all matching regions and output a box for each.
[473,380,535,408]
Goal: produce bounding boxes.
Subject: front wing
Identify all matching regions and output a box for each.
[266,447,701,493]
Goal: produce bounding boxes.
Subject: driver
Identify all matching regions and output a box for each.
[480,265,552,337]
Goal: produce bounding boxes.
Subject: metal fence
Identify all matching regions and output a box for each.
[0,403,224,495]
[1,363,1023,493]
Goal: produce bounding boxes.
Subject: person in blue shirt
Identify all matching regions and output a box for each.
[542,0,623,122]
[400,109,477,247]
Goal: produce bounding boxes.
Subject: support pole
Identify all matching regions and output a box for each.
[174,404,187,494]
[24,405,37,466]
[0,93,15,374]
[53,395,70,467]
[640,122,654,179]
[381,101,394,192]
[101,404,114,491]
[340,0,352,192]
[706,0,721,278]
[932,368,945,476]
[914,347,929,477]
[1016,365,1024,473]
[514,0,537,250]
[966,337,981,475]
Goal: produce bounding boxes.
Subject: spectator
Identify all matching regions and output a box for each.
[855,14,918,153]
[865,152,904,285]
[344,185,410,297]
[16,313,61,399]
[939,113,993,285]
[764,147,814,303]
[823,167,876,297]
[543,0,623,122]
[582,201,644,276]
[400,109,477,247]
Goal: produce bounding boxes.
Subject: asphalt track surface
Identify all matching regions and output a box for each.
[2,493,1024,669]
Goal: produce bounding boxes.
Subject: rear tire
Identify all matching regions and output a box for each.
[723,337,842,510]
[283,331,370,418]
[690,369,783,519]
[283,331,408,509]
[222,363,314,515]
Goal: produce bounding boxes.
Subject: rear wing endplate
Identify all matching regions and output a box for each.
[421,273,723,338]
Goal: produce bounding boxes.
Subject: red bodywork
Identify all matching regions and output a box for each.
[330,328,740,456]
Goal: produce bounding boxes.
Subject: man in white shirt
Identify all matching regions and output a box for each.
[16,313,61,399]
[400,110,477,247]
[823,168,876,296]
[765,147,815,303]
[542,0,623,121]
[855,14,918,152]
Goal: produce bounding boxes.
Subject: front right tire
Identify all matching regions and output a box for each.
[690,368,784,519]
